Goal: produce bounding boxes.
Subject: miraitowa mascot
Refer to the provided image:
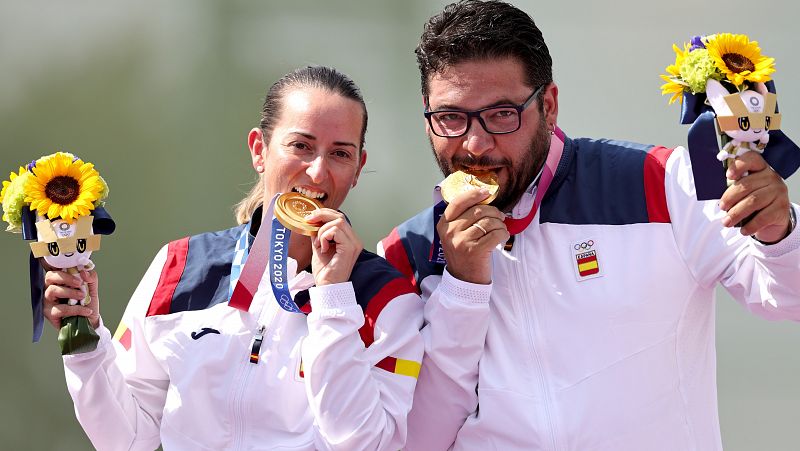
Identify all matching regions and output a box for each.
[1,152,115,355]
[660,33,800,200]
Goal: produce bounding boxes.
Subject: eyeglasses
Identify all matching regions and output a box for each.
[424,84,544,138]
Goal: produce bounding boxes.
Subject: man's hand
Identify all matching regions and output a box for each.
[43,269,100,330]
[719,151,792,243]
[306,208,363,287]
[437,188,509,284]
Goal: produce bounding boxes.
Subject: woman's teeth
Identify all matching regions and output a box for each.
[294,187,325,199]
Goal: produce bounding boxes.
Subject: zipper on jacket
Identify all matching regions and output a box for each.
[249,325,266,364]
[513,235,561,450]
[232,324,266,449]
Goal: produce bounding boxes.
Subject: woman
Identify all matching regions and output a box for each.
[42,66,424,450]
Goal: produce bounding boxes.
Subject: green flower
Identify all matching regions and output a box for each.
[679,48,724,94]
[93,175,109,207]
[1,169,32,232]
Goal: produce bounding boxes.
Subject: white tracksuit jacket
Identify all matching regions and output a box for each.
[63,220,424,451]
[380,137,800,451]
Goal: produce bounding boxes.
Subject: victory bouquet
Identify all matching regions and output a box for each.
[2,152,115,355]
[660,33,800,200]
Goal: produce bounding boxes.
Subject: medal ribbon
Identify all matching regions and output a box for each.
[228,226,251,301]
[503,126,565,235]
[429,201,447,264]
[268,217,301,313]
[427,127,565,264]
[229,194,302,313]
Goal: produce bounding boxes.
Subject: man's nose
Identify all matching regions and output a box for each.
[463,117,494,156]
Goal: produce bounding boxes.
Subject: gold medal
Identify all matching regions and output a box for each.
[274,192,323,236]
[440,170,500,205]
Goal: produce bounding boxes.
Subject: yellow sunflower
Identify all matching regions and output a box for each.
[660,43,690,104]
[24,152,104,222]
[705,33,775,87]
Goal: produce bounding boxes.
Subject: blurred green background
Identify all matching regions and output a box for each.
[1,0,798,449]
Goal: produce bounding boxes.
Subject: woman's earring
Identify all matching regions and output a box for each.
[256,165,264,173]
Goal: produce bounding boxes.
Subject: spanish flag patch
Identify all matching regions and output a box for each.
[376,356,421,379]
[572,239,602,281]
[113,321,132,351]
[297,357,421,380]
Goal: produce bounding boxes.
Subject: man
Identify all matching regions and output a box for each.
[379,1,800,449]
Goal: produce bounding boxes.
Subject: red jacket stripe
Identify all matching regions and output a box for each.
[643,146,674,223]
[147,237,190,317]
[359,277,416,347]
[381,228,418,291]
[376,356,398,373]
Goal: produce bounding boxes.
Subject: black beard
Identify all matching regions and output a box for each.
[431,116,550,213]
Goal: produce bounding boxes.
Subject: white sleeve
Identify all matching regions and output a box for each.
[62,245,170,451]
[303,281,424,451]
[405,268,491,451]
[667,147,800,320]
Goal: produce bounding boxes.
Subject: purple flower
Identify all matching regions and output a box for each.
[689,35,705,51]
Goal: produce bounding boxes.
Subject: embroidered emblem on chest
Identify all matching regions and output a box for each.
[191,327,221,340]
[572,239,602,281]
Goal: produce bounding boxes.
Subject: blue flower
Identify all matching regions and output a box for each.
[689,35,705,51]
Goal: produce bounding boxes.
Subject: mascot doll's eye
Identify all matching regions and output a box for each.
[738,117,751,131]
[76,239,87,253]
[765,116,771,130]
[48,242,60,256]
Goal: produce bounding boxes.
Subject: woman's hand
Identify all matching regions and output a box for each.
[306,209,362,286]
[43,269,101,329]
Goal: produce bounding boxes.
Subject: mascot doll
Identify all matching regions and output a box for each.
[2,151,115,355]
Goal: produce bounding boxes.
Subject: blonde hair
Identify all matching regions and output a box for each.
[234,174,265,225]
[232,66,368,224]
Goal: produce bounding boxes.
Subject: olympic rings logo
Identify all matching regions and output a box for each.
[573,240,594,251]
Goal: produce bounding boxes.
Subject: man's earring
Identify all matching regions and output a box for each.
[549,123,555,135]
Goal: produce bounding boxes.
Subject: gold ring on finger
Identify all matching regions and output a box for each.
[471,223,488,236]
